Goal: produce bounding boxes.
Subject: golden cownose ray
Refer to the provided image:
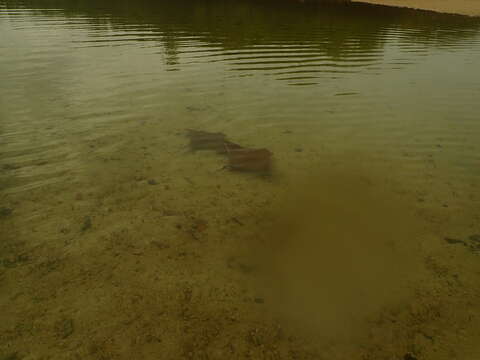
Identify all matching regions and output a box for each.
[185,129,273,173]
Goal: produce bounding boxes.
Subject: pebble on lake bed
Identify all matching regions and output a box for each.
[81,217,92,232]
[55,318,74,339]
[0,207,13,218]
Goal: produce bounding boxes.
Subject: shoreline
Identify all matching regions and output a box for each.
[353,0,480,17]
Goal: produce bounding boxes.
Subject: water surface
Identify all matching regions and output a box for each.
[1,1,480,359]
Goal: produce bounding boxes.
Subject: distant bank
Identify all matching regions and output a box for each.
[352,0,480,16]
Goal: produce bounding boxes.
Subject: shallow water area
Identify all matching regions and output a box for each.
[1,1,480,359]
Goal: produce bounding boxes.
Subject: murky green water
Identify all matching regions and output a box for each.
[1,1,480,359]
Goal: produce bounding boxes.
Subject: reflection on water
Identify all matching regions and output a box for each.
[3,0,480,81]
[1,0,480,359]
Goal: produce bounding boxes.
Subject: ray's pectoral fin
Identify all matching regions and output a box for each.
[225,146,273,173]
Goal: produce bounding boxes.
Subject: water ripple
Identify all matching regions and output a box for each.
[1,0,480,198]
